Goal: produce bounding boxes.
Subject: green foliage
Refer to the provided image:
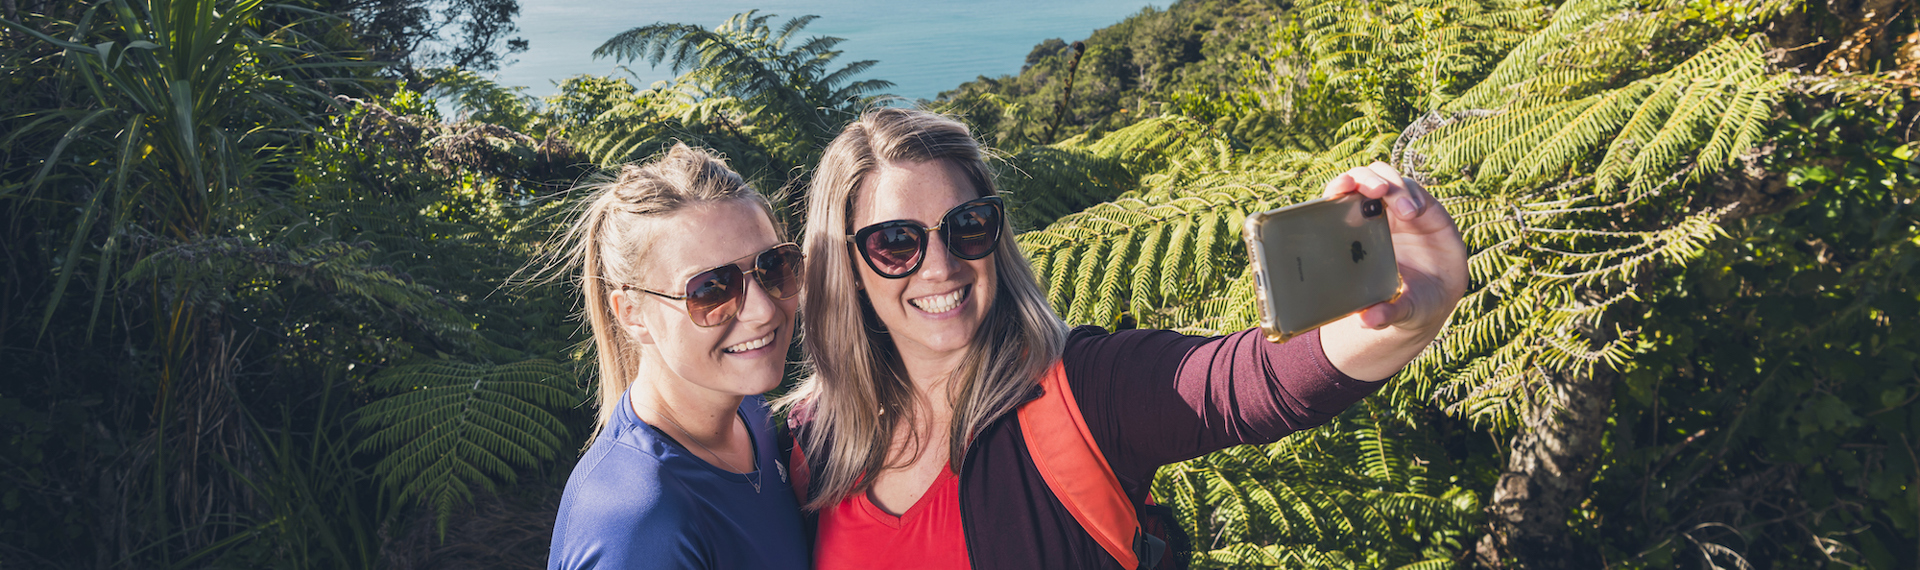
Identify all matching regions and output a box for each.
[1,1,588,565]
[1399,0,1789,428]
[193,385,386,570]
[1,0,364,338]
[300,86,593,537]
[546,74,640,132]
[565,79,763,172]
[429,67,544,133]
[1010,0,1918,565]
[6,0,1916,567]
[1585,97,1920,569]
[1286,0,1545,131]
[997,116,1212,230]
[581,10,894,191]
[1156,400,1478,569]
[1426,34,1781,194]
[122,238,460,336]
[937,0,1288,151]
[355,359,581,538]
[1018,121,1396,335]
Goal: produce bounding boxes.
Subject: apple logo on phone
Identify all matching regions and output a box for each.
[1351,241,1366,263]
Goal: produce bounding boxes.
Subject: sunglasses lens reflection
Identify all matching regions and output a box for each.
[946,204,999,260]
[685,266,742,327]
[865,226,925,276]
[757,245,804,300]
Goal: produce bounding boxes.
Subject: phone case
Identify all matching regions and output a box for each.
[1242,194,1404,343]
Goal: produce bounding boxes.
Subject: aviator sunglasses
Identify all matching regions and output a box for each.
[622,243,804,327]
[849,196,1004,279]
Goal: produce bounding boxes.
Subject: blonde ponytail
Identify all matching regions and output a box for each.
[549,144,778,446]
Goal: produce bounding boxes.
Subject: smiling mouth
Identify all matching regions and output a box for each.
[723,333,775,354]
[910,287,969,314]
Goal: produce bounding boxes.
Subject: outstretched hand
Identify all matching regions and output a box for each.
[1316,162,1469,381]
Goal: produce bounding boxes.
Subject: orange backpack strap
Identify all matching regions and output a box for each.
[1019,362,1162,569]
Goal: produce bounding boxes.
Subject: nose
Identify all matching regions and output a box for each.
[733,269,788,327]
[916,231,964,282]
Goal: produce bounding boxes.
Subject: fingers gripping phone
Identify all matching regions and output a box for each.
[1242,194,1404,343]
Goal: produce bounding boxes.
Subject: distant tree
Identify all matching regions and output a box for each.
[1026,38,1069,71]
[327,0,529,82]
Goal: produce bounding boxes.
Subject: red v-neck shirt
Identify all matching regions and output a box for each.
[795,327,1382,568]
[813,466,970,570]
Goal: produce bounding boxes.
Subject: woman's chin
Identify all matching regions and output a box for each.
[722,372,785,398]
[894,324,981,358]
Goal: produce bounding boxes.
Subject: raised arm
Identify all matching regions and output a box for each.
[1062,163,1465,481]
[1062,326,1384,482]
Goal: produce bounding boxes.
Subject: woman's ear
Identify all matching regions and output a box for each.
[609,290,656,345]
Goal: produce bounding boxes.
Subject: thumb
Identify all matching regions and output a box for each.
[1357,296,1413,330]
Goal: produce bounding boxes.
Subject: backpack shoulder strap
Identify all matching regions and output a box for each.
[781,416,812,506]
[780,416,820,552]
[1018,361,1152,569]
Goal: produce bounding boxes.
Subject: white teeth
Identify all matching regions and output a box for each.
[724,334,773,353]
[911,289,965,314]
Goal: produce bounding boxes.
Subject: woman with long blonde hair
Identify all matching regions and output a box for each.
[547,144,808,570]
[780,108,1469,569]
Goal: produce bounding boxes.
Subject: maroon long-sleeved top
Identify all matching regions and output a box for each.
[798,325,1384,569]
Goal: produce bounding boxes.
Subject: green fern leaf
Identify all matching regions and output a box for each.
[355,358,580,536]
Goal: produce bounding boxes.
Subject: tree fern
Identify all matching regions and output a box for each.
[1425,8,1782,194]
[1010,0,1817,562]
[354,358,582,536]
[1446,0,1657,109]
[1019,129,1398,334]
[996,146,1137,231]
[1394,11,1789,426]
[1152,400,1476,569]
[428,67,543,133]
[1293,0,1545,117]
[568,82,750,167]
[995,116,1214,230]
[586,10,894,188]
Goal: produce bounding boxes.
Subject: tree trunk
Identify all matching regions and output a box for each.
[1042,41,1086,146]
[1479,365,1617,569]
[1818,0,1907,74]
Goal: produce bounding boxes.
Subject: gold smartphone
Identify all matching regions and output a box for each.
[1242,194,1404,343]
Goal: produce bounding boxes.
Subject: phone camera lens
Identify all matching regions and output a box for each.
[1362,199,1384,218]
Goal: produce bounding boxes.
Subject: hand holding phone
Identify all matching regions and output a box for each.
[1308,162,1469,381]
[1242,194,1403,343]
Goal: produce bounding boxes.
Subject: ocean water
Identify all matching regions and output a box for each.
[494,0,1160,102]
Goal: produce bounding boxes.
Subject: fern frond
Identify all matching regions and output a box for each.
[1590,36,1771,194]
[355,358,580,536]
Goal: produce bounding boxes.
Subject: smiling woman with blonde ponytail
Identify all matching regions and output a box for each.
[547,143,808,570]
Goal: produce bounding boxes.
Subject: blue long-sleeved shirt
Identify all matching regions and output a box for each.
[549,392,806,570]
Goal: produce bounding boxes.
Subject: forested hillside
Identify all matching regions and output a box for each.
[2,0,1915,568]
[936,0,1285,149]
